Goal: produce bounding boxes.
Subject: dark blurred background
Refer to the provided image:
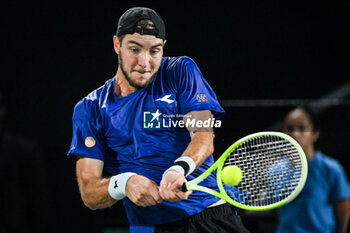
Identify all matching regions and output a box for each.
[1,0,349,232]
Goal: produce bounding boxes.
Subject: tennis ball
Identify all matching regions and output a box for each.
[221,165,243,186]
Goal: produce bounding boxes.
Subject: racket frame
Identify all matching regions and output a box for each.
[184,131,308,211]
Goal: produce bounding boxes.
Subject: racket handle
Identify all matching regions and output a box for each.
[180,183,188,192]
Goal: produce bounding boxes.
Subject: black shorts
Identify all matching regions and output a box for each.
[155,203,250,233]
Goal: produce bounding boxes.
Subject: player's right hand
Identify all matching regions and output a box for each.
[159,170,192,202]
[125,175,163,207]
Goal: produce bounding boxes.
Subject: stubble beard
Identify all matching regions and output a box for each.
[118,52,160,90]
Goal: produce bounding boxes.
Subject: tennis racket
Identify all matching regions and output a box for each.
[182,131,308,211]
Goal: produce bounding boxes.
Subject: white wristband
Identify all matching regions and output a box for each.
[163,156,196,177]
[108,172,137,200]
[163,165,185,177]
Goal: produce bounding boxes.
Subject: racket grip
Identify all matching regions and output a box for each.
[180,183,188,192]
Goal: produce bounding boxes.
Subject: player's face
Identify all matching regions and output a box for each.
[283,109,319,152]
[114,34,165,89]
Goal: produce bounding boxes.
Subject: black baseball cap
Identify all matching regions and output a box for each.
[116,7,166,40]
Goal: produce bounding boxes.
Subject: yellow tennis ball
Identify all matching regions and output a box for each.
[221,165,243,186]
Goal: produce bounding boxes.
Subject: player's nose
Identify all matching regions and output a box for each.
[137,52,150,68]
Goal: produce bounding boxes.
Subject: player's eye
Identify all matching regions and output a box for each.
[130,47,139,53]
[150,48,160,55]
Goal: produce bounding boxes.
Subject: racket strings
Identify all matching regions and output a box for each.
[224,135,303,207]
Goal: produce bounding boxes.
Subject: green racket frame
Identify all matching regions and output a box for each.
[183,131,308,211]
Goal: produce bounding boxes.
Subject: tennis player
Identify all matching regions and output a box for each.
[68,7,249,233]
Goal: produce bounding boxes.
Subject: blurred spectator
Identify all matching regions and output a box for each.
[0,91,48,233]
[276,106,350,233]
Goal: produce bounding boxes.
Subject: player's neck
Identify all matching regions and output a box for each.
[114,71,137,97]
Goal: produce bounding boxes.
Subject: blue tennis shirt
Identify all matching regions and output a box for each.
[277,150,350,233]
[68,56,226,232]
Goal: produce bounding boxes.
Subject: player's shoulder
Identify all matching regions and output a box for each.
[162,56,198,70]
[74,78,114,114]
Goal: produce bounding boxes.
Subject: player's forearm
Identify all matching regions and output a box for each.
[182,110,215,167]
[181,131,214,167]
[78,176,118,210]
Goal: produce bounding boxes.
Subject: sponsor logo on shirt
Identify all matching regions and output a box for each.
[85,136,96,147]
[155,94,175,104]
[196,94,207,102]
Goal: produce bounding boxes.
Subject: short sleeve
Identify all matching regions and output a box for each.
[329,161,350,202]
[67,99,108,161]
[176,57,225,118]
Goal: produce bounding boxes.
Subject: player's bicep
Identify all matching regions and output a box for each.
[76,155,104,186]
[183,110,214,135]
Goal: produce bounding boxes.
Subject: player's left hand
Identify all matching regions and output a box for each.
[159,170,192,202]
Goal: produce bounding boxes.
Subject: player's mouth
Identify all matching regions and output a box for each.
[133,69,153,79]
[133,69,151,74]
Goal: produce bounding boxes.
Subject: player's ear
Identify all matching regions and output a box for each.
[163,40,167,47]
[113,36,120,54]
